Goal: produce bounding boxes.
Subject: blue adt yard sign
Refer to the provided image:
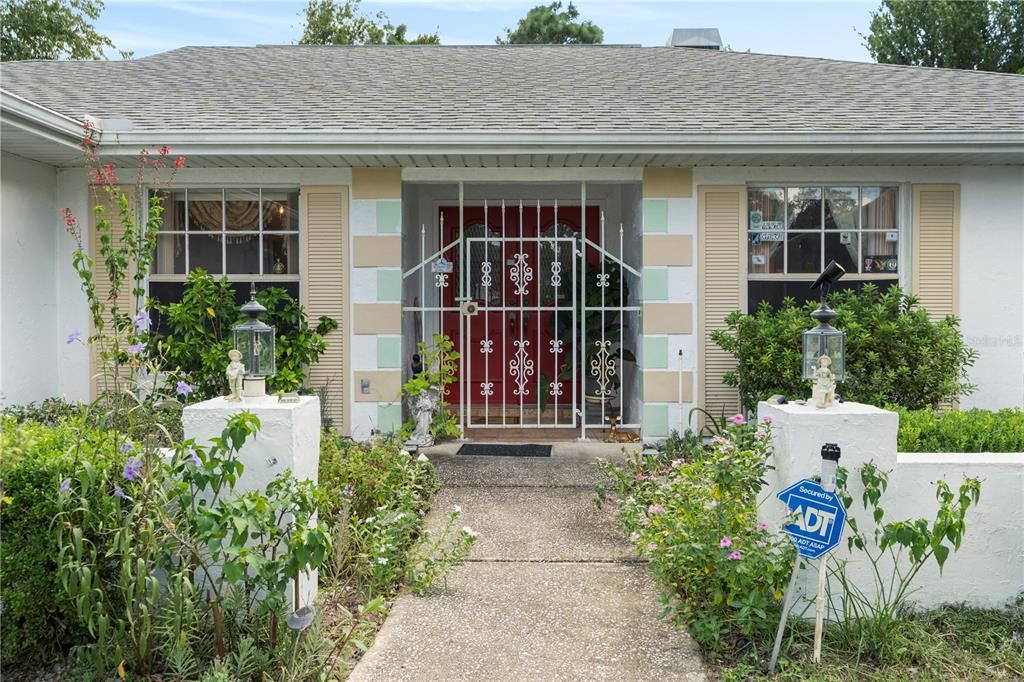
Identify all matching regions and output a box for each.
[777,479,847,559]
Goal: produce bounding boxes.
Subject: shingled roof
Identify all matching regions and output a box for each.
[2,45,1022,134]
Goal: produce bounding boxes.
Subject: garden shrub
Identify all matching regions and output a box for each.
[0,417,129,666]
[148,270,338,400]
[598,417,796,651]
[711,285,978,412]
[895,406,1024,453]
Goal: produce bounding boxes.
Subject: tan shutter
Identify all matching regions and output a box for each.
[697,186,746,418]
[912,184,960,320]
[301,187,350,434]
[88,186,134,399]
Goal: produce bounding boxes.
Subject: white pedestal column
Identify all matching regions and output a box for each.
[183,395,321,610]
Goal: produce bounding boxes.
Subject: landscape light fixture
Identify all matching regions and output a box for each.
[232,283,276,397]
[802,260,846,384]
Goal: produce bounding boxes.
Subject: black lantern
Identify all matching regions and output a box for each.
[802,261,846,382]
[232,283,275,397]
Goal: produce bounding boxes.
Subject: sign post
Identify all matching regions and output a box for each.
[768,444,845,672]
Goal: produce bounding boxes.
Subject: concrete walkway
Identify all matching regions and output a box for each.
[349,443,708,682]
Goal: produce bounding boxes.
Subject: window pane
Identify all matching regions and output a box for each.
[153,190,186,231]
[825,186,858,230]
[226,234,260,275]
[786,232,821,273]
[189,234,223,274]
[152,233,185,274]
[188,191,223,232]
[263,234,299,275]
[862,187,898,230]
[862,231,899,274]
[748,233,784,274]
[824,232,858,273]
[225,189,261,232]
[263,191,299,231]
[748,188,785,230]
[787,187,822,230]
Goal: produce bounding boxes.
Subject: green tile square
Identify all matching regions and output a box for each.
[643,336,668,369]
[643,199,668,233]
[378,403,402,433]
[642,268,669,301]
[377,336,402,369]
[376,201,401,234]
[643,404,669,438]
[376,269,402,301]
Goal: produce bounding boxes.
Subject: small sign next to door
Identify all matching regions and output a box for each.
[432,256,453,274]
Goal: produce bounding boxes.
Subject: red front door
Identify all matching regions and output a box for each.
[439,204,600,422]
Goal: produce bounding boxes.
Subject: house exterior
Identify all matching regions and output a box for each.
[1,44,1022,441]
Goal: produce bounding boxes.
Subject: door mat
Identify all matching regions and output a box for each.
[457,444,552,458]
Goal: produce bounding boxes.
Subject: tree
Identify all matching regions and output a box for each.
[1,0,127,61]
[498,2,603,45]
[862,0,1024,74]
[299,0,439,46]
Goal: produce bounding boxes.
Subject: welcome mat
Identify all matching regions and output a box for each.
[457,444,552,458]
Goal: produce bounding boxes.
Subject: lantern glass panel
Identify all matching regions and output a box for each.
[232,322,276,378]
[802,325,845,382]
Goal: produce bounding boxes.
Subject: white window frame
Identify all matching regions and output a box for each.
[746,182,903,282]
[148,185,301,285]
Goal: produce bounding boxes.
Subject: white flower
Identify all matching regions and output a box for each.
[417,453,429,462]
[400,449,410,457]
[462,526,478,538]
[377,557,388,565]
[452,504,462,514]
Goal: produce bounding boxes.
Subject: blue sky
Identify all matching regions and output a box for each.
[100,0,878,62]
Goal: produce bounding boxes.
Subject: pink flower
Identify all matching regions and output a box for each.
[757,523,768,531]
[647,543,658,552]
[761,415,773,424]
[756,540,767,548]
[174,156,186,169]
[719,536,732,548]
[708,500,719,510]
[634,473,645,481]
[727,551,743,560]
[755,429,766,439]
[647,503,665,515]
[159,145,170,156]
[729,414,746,425]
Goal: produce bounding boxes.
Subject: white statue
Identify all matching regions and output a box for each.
[226,349,245,402]
[406,386,439,448]
[812,355,836,409]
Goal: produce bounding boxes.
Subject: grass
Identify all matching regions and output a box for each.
[716,603,1024,680]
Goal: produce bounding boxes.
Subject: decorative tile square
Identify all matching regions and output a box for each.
[377,336,402,369]
[376,269,402,302]
[642,404,669,438]
[643,336,668,369]
[642,199,668,233]
[378,402,402,433]
[642,268,669,301]
[376,200,401,234]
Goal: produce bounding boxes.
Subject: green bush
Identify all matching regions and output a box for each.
[598,417,796,651]
[148,270,338,400]
[711,285,978,412]
[0,417,129,666]
[896,407,1024,452]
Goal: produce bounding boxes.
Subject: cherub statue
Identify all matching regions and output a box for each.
[812,355,836,409]
[406,386,440,448]
[226,349,245,402]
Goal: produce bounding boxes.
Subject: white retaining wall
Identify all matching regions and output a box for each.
[757,400,1023,614]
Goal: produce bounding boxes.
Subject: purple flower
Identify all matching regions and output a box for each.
[59,478,71,493]
[133,310,151,332]
[121,442,134,453]
[342,486,354,498]
[122,456,142,482]
[647,503,665,515]
[66,330,83,345]
[187,450,201,467]
[113,484,127,499]
[127,342,145,354]
[727,551,743,561]
[754,429,767,439]
[176,381,193,397]
[719,536,732,548]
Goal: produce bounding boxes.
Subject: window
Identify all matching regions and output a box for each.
[151,188,300,278]
[747,185,899,311]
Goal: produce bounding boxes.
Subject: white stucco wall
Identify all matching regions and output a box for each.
[1,152,59,406]
[694,165,1024,409]
[757,401,1024,612]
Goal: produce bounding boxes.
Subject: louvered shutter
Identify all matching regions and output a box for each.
[698,186,746,418]
[912,185,960,320]
[301,187,349,433]
[89,186,134,399]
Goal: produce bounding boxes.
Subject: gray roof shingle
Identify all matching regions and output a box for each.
[1,45,1021,134]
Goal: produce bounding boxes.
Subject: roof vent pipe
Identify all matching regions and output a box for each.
[666,28,722,50]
